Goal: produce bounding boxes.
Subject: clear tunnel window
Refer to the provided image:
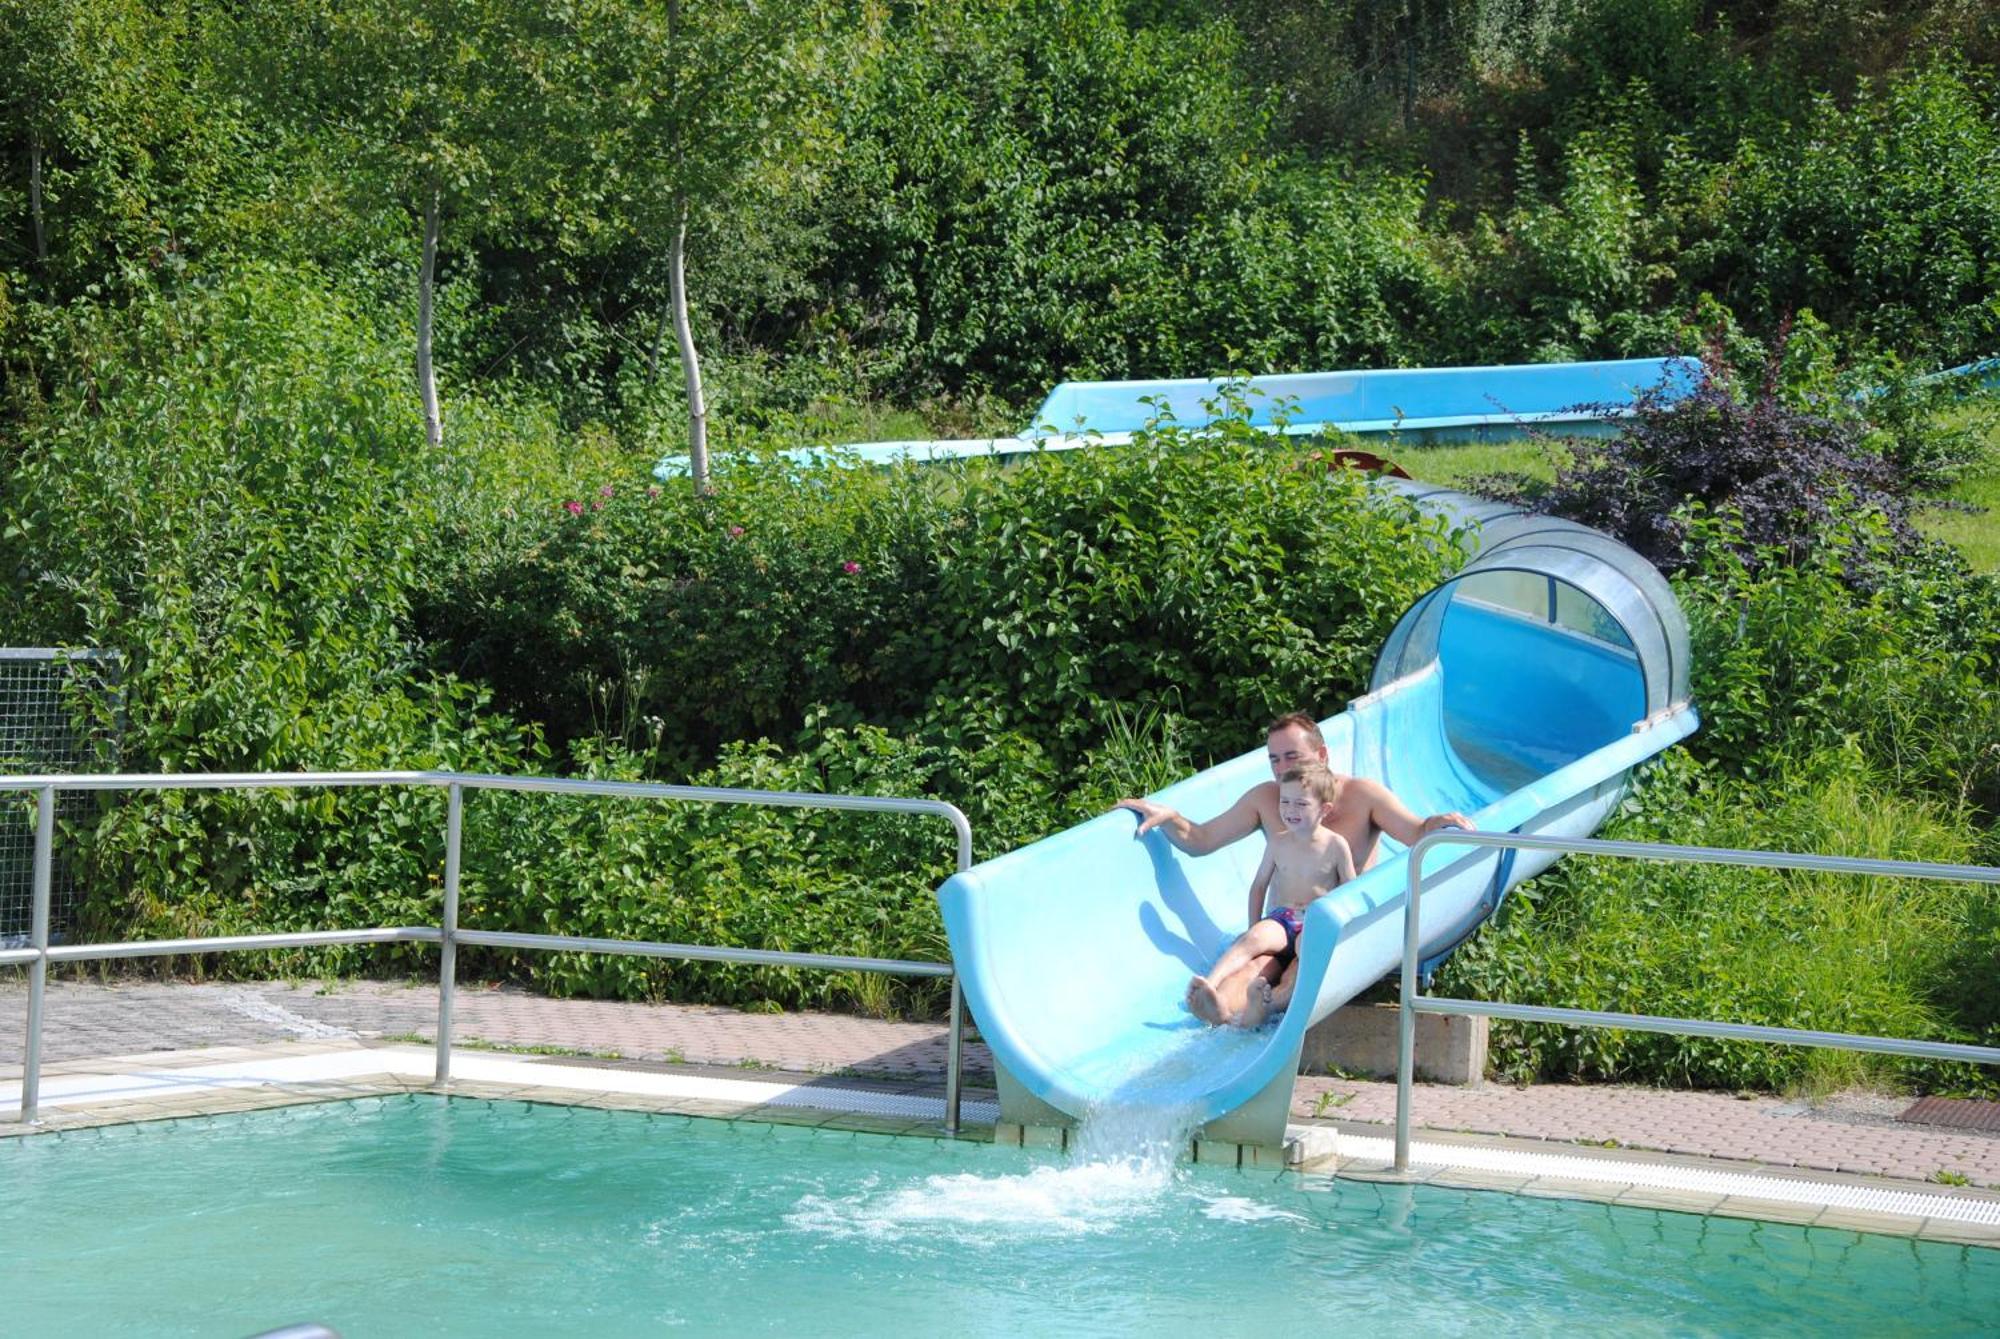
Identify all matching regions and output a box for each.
[1450,571,1637,655]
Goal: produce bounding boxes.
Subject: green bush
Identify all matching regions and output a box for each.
[0,265,539,957]
[919,410,1461,765]
[1439,748,1998,1094]
[1678,514,2000,811]
[413,447,958,765]
[460,713,1075,1019]
[423,395,1465,774]
[1679,61,2000,362]
[808,0,1454,402]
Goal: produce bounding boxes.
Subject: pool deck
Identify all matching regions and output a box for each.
[5,977,1998,1247]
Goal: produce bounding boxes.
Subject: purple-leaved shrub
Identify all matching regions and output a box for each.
[1538,351,1914,574]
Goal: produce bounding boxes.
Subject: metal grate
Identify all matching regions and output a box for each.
[1899,1096,2000,1132]
[0,648,123,945]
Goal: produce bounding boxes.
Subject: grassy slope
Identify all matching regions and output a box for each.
[1917,447,2000,574]
[1376,435,1562,490]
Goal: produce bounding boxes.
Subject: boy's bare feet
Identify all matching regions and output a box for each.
[1186,976,1225,1025]
[1235,977,1274,1029]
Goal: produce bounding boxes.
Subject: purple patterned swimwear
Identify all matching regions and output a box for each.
[1263,904,1306,960]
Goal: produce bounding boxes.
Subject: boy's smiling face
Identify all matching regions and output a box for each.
[1277,780,1325,836]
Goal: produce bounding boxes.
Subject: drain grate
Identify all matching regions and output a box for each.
[1898,1097,2000,1132]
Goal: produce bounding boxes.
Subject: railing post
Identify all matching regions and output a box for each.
[1394,832,1429,1172]
[944,807,972,1135]
[944,979,965,1134]
[21,785,54,1124]
[434,783,463,1086]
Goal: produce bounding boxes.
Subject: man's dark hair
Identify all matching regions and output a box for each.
[1267,711,1324,748]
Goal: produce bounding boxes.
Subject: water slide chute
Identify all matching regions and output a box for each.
[935,480,1699,1145]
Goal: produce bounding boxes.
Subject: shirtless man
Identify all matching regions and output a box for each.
[1187,763,1355,1028]
[1117,710,1471,1020]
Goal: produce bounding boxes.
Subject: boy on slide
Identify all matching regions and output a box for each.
[1187,763,1355,1029]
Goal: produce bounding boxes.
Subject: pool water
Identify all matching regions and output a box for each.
[6,1095,1995,1337]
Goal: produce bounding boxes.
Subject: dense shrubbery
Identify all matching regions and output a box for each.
[0,276,1461,1007]
[418,399,1462,771]
[1439,748,1997,1093]
[0,268,540,955]
[11,3,1998,426]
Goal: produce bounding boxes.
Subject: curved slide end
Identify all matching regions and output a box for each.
[941,696,1697,1140]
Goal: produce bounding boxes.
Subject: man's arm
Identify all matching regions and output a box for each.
[1327,832,1358,886]
[1115,784,1269,856]
[1358,778,1473,847]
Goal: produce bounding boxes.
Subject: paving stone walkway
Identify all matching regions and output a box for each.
[4,977,1996,1187]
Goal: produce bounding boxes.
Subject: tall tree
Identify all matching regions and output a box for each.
[578,0,846,488]
[238,0,570,447]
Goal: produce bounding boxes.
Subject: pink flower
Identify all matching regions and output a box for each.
[842,560,862,575]
[592,499,605,511]
[728,525,745,538]
[647,487,661,499]
[600,484,615,498]
[563,500,584,516]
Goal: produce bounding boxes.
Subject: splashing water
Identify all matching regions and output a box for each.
[790,1027,1268,1241]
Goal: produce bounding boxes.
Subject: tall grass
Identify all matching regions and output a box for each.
[1440,750,1996,1095]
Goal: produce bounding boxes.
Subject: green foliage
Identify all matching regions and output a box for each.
[921,408,1460,763]
[460,714,1070,1017]
[415,446,951,764]
[1466,128,1666,361]
[0,266,538,955]
[422,394,1464,771]
[1671,61,2000,362]
[807,0,1454,402]
[0,0,234,301]
[1677,513,2000,811]
[1439,748,1998,1094]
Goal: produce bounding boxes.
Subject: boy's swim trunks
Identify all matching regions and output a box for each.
[1263,904,1306,959]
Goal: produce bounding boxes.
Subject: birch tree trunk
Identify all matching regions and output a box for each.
[669,195,710,489]
[416,186,442,447]
[28,131,47,267]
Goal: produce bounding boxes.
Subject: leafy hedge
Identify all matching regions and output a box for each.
[0,267,539,953]
[1439,748,1999,1094]
[417,402,1463,771]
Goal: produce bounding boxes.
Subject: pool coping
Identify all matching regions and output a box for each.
[7,1038,1998,1250]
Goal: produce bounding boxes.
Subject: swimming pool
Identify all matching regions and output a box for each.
[8,1095,1994,1336]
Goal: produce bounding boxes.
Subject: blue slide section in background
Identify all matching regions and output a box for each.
[657,356,1702,477]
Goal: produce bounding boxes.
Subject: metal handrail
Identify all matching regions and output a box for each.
[6,771,973,1131]
[1394,829,2000,1170]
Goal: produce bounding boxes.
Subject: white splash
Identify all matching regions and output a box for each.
[788,1027,1276,1242]
[788,1158,1172,1240]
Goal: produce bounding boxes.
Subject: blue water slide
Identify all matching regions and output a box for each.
[936,481,1699,1144]
[654,356,1702,478]
[1029,355,1702,441]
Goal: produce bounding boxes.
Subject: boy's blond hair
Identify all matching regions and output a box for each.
[1278,763,1339,805]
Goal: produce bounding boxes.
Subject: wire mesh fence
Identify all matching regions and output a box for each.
[0,650,123,946]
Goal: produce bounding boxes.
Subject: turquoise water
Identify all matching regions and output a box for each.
[5,1095,1995,1337]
